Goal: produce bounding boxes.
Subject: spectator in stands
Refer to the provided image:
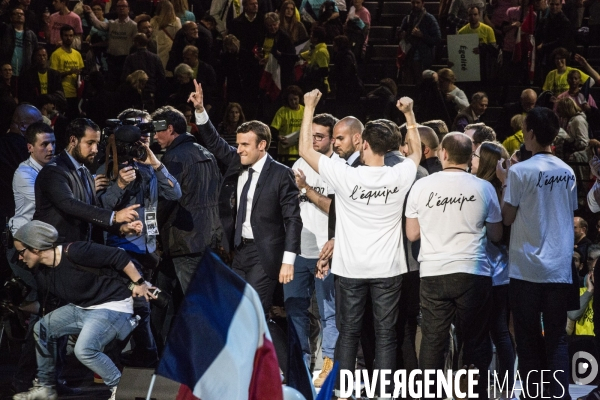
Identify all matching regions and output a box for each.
[422,119,449,143]
[217,34,243,104]
[46,0,82,49]
[398,0,441,85]
[543,49,599,97]
[0,63,17,102]
[278,0,308,46]
[181,45,217,108]
[365,78,398,122]
[567,246,595,335]
[118,69,153,111]
[418,125,442,174]
[465,122,497,151]
[447,0,492,33]
[167,21,212,74]
[555,68,598,113]
[85,1,109,72]
[172,0,196,24]
[136,15,157,53]
[150,0,182,72]
[458,5,496,46]
[535,0,576,78]
[317,1,343,43]
[496,106,577,400]
[49,25,84,120]
[84,0,137,86]
[502,114,525,156]
[575,216,593,275]
[563,0,585,29]
[414,70,451,125]
[217,102,245,146]
[122,33,165,96]
[438,68,469,122]
[331,35,363,118]
[495,88,537,142]
[452,92,489,132]
[501,0,537,85]
[271,85,305,160]
[169,63,196,106]
[555,97,589,159]
[259,12,296,93]
[346,0,370,57]
[300,26,330,94]
[0,7,37,78]
[19,47,64,109]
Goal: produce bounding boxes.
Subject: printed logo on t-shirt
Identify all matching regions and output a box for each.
[426,192,476,212]
[61,60,80,72]
[349,185,400,205]
[536,171,576,191]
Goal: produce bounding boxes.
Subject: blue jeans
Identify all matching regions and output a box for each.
[284,256,338,365]
[510,279,571,400]
[490,284,515,390]
[34,304,137,388]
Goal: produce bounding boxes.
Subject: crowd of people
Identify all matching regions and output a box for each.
[1,0,600,399]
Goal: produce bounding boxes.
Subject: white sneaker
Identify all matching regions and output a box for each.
[13,382,57,400]
[108,386,117,400]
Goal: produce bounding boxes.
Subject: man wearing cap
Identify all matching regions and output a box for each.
[97,122,181,367]
[12,220,155,400]
[34,118,142,242]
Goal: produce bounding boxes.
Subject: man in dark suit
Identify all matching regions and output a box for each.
[34,118,141,242]
[166,21,213,74]
[189,80,302,313]
[18,47,65,109]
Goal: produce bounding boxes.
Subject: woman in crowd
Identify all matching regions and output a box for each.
[278,0,308,46]
[471,141,515,400]
[217,102,245,146]
[151,0,182,72]
[438,68,469,121]
[171,0,195,24]
[555,96,589,159]
[271,85,304,161]
[118,69,154,112]
[168,63,195,106]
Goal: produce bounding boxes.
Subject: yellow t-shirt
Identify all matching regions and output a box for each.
[38,72,48,95]
[301,42,330,93]
[49,47,84,98]
[271,105,304,156]
[263,37,275,57]
[575,287,595,336]
[543,67,591,97]
[502,130,524,156]
[458,23,496,45]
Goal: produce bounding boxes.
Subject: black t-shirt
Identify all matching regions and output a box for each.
[34,241,132,308]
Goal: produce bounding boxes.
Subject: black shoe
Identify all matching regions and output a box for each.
[56,380,83,396]
[120,351,159,368]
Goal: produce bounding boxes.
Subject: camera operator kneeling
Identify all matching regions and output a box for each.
[12,220,155,400]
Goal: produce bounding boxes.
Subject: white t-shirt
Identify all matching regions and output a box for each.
[588,181,600,213]
[292,154,342,258]
[504,154,577,283]
[318,155,417,278]
[405,171,502,278]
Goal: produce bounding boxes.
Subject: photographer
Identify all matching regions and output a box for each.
[11,220,155,400]
[97,118,181,367]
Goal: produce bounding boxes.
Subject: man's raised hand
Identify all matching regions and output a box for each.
[396,96,414,114]
[304,89,322,109]
[188,79,204,113]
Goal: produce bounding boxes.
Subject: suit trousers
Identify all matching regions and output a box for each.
[232,242,277,315]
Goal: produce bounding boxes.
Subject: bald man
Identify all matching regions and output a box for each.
[418,125,442,174]
[495,88,538,142]
[0,104,43,222]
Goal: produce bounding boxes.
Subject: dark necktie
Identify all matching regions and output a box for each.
[79,166,93,204]
[234,168,254,248]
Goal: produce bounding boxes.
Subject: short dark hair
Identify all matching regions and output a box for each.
[201,13,217,25]
[441,132,472,164]
[118,108,151,122]
[66,118,100,141]
[372,119,402,150]
[333,35,350,52]
[25,122,53,145]
[60,24,75,36]
[422,120,449,142]
[551,47,570,61]
[363,121,394,156]
[379,78,397,96]
[284,85,303,99]
[36,94,55,110]
[151,106,187,135]
[471,91,488,104]
[133,33,149,47]
[525,107,559,146]
[137,14,151,25]
[237,120,272,148]
[464,122,496,145]
[313,113,338,138]
[311,26,326,43]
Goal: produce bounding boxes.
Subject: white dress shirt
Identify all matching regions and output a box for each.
[9,156,43,234]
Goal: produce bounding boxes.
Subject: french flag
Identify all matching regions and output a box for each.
[155,250,283,400]
[260,53,282,101]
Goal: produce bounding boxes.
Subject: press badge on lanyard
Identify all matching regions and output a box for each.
[145,207,159,236]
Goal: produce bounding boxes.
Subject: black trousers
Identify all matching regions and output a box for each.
[232,242,277,315]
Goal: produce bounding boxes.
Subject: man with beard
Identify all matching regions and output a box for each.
[34,118,142,242]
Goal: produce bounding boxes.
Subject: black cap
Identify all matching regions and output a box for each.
[114,125,142,144]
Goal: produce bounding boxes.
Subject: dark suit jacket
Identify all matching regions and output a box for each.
[197,120,302,279]
[34,150,114,242]
[18,67,64,107]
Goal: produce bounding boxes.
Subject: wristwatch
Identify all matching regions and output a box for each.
[301,188,307,195]
[133,277,145,286]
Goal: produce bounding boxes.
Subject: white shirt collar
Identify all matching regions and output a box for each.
[27,156,44,171]
[249,153,268,174]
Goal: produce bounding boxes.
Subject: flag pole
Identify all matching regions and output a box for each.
[146,374,157,400]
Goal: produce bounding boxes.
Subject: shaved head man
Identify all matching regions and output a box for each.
[418,125,442,174]
[332,117,364,165]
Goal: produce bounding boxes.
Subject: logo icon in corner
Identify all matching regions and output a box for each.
[572,351,599,385]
